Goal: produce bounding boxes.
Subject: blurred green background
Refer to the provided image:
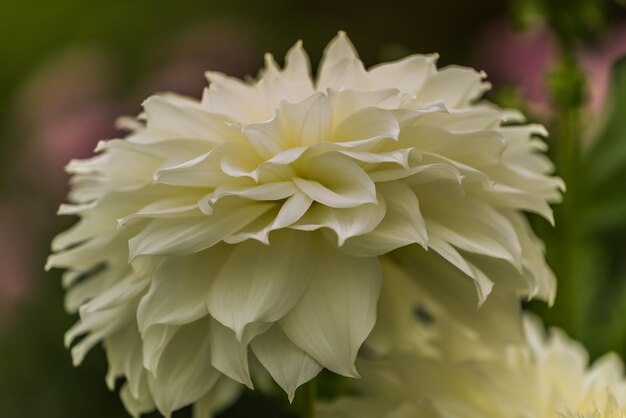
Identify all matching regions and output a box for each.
[1,0,626,417]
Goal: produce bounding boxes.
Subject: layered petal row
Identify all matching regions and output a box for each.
[48,32,563,416]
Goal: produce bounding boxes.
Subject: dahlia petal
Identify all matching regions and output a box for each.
[66,302,135,366]
[95,138,211,166]
[368,54,437,94]
[154,143,255,188]
[118,197,201,228]
[400,124,506,166]
[505,212,556,303]
[280,93,332,147]
[426,211,522,269]
[282,40,313,86]
[143,95,241,143]
[295,153,377,208]
[417,66,489,108]
[137,249,230,334]
[147,319,220,418]
[427,234,474,278]
[338,148,411,167]
[207,231,313,339]
[332,107,400,146]
[273,192,314,229]
[120,379,155,418]
[294,198,386,246]
[257,42,314,106]
[369,161,462,184]
[192,377,242,418]
[206,181,298,206]
[317,31,360,90]
[251,325,323,402]
[329,88,401,124]
[427,235,494,304]
[244,115,289,160]
[341,181,428,256]
[410,107,503,132]
[47,234,116,271]
[105,324,145,396]
[209,318,258,388]
[142,324,179,374]
[418,181,522,268]
[365,256,440,357]
[280,241,381,377]
[477,183,554,224]
[128,202,274,259]
[64,266,126,313]
[80,275,147,314]
[203,72,269,123]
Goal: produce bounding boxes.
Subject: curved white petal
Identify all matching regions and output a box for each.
[416,66,489,109]
[118,197,202,228]
[293,198,386,246]
[281,40,314,87]
[137,248,230,335]
[207,231,313,339]
[418,180,522,268]
[143,95,242,143]
[209,318,268,388]
[273,192,314,229]
[147,319,221,418]
[80,275,148,314]
[251,324,322,402]
[332,107,400,147]
[120,377,155,418]
[105,324,145,396]
[295,153,377,208]
[317,31,360,89]
[329,88,401,125]
[142,324,180,374]
[202,72,269,123]
[280,239,381,377]
[128,202,274,259]
[426,235,494,304]
[154,142,257,188]
[341,181,427,256]
[368,54,437,94]
[192,377,242,418]
[281,93,332,147]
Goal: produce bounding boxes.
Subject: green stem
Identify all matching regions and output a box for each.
[296,379,317,418]
[549,43,585,338]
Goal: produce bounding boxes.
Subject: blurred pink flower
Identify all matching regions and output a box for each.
[472,19,558,116]
[578,25,626,115]
[472,19,626,117]
[12,47,119,198]
[140,21,259,99]
[0,199,46,326]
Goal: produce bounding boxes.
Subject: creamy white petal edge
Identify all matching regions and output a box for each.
[320,308,626,418]
[48,31,563,416]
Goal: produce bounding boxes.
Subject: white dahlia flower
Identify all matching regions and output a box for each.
[320,315,626,418]
[47,32,562,416]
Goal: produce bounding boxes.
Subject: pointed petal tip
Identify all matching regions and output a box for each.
[105,374,116,391]
[94,140,107,152]
[70,347,85,367]
[345,364,361,379]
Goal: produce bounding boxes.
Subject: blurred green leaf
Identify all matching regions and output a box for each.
[510,0,607,45]
[583,57,626,232]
